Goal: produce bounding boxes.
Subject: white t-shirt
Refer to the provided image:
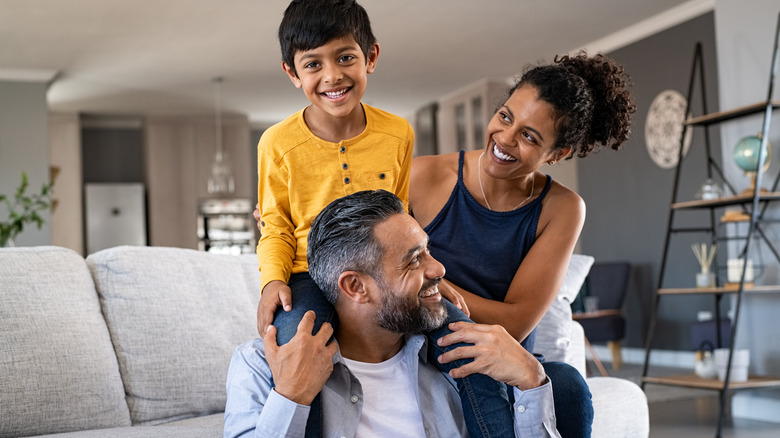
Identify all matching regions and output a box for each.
[342,351,428,437]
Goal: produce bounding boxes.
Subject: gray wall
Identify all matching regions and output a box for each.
[578,12,721,351]
[0,80,51,246]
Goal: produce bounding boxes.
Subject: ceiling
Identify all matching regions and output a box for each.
[0,0,706,125]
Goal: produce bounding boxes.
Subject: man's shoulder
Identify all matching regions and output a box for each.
[232,338,268,366]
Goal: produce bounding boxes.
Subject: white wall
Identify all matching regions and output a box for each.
[713,0,780,422]
[0,80,51,246]
[49,113,83,253]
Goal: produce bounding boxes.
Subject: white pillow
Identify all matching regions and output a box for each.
[535,254,594,364]
[558,254,595,303]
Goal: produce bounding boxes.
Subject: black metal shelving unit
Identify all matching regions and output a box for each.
[641,12,780,438]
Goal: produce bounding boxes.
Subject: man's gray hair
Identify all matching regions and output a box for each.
[307,190,405,303]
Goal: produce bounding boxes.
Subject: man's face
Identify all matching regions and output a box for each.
[370,214,447,333]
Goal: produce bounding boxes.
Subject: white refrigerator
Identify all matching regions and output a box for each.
[84,183,147,254]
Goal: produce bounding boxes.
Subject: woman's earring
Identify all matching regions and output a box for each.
[548,160,556,165]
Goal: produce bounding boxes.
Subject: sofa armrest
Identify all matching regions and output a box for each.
[587,376,649,438]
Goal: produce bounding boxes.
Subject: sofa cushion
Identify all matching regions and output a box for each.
[87,246,260,425]
[34,414,224,438]
[535,254,594,364]
[0,246,131,438]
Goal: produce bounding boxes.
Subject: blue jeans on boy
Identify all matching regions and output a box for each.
[272,272,515,438]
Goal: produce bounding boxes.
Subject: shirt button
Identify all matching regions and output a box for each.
[340,146,346,153]
[379,173,386,179]
[517,405,526,413]
[344,177,350,184]
[342,163,348,170]
[351,395,359,403]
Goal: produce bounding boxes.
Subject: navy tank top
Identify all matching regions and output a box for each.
[423,150,552,349]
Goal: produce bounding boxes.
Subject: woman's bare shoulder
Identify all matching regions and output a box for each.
[412,152,459,176]
[410,152,461,225]
[542,178,586,224]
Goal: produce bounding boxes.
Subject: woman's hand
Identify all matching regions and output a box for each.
[253,204,262,233]
[438,280,470,317]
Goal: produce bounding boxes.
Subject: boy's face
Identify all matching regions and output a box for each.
[282,35,379,122]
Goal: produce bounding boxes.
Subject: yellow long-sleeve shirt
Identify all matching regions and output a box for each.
[256,104,414,292]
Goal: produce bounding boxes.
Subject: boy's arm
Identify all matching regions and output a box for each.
[256,136,297,333]
[256,136,296,292]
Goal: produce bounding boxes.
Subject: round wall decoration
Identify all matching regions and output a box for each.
[645,89,693,169]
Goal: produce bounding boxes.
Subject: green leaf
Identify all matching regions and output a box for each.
[1,172,54,243]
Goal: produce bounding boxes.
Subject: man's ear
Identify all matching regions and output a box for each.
[338,271,371,303]
[282,61,302,88]
[365,43,380,74]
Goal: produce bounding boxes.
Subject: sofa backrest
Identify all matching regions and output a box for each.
[0,246,131,437]
[534,253,594,372]
[86,246,260,425]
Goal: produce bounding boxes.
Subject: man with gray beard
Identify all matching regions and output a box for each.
[224,190,559,437]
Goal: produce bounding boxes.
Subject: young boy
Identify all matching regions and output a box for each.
[255,1,514,437]
[255,0,414,343]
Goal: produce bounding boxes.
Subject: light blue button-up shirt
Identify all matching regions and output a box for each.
[224,335,559,438]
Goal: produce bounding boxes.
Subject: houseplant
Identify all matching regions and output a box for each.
[0,172,53,247]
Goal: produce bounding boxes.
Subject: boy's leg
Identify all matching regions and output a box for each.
[426,299,514,438]
[272,272,338,345]
[270,272,335,438]
[541,361,593,438]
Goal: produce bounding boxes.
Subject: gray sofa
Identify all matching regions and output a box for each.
[0,246,648,437]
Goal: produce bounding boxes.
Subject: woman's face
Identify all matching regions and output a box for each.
[482,85,564,179]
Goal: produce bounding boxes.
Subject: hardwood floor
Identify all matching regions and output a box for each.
[649,396,780,437]
[585,360,780,437]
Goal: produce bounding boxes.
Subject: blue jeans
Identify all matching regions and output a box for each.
[272,273,336,438]
[427,299,515,438]
[540,361,594,437]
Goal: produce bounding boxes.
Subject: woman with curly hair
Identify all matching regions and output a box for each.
[410,52,636,437]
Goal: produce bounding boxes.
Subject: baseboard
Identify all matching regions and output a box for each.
[589,345,696,368]
[733,393,780,424]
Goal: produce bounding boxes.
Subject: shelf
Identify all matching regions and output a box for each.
[671,192,780,210]
[659,284,780,295]
[643,374,780,390]
[686,100,780,126]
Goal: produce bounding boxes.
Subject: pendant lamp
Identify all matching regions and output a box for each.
[207,77,235,194]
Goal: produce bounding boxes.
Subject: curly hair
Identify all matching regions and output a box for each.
[509,51,636,158]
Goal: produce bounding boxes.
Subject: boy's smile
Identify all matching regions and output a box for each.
[282,35,379,139]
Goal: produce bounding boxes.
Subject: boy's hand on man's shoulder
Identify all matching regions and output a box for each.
[257,280,293,335]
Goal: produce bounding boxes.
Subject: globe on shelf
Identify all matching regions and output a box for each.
[733,134,772,195]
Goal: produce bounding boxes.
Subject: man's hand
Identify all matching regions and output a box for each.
[436,321,546,390]
[264,311,338,405]
[257,280,293,335]
[438,280,470,317]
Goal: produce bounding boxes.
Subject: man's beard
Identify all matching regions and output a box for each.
[375,276,448,334]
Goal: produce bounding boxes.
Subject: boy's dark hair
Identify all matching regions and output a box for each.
[279,0,377,76]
